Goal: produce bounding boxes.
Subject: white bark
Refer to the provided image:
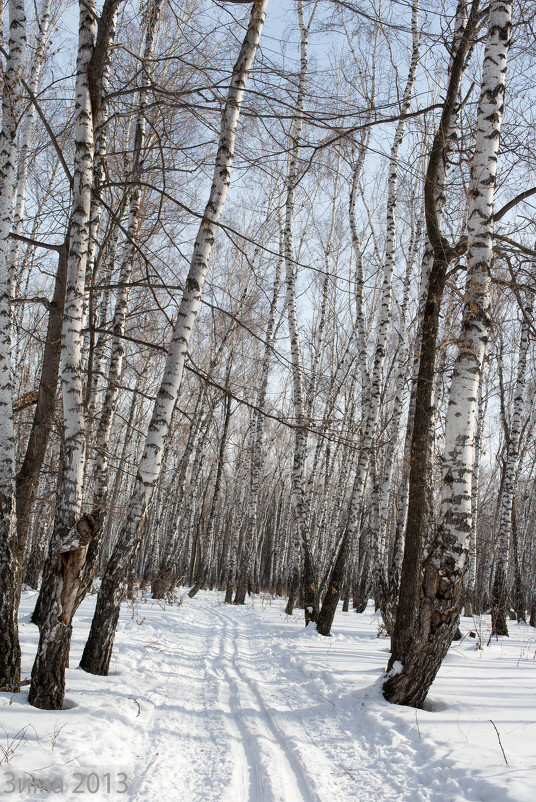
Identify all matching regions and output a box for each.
[80,0,268,675]
[387,0,472,618]
[283,0,319,606]
[0,0,27,688]
[440,0,512,585]
[54,0,96,535]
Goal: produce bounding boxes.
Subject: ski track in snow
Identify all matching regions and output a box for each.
[2,591,535,802]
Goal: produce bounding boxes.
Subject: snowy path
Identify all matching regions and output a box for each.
[125,602,319,801]
[2,590,536,801]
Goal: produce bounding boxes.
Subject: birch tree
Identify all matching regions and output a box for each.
[388,0,480,666]
[79,0,268,676]
[80,0,164,599]
[29,0,122,710]
[384,0,512,708]
[0,0,27,690]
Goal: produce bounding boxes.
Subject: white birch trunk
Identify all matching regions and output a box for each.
[375,216,421,572]
[0,0,26,688]
[83,224,122,449]
[440,0,511,592]
[53,0,95,536]
[80,0,268,676]
[350,0,420,533]
[385,0,472,631]
[29,0,126,710]
[384,0,512,708]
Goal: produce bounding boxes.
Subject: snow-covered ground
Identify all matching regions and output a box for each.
[1,589,535,801]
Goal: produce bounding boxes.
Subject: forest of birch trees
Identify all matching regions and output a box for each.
[1,0,535,710]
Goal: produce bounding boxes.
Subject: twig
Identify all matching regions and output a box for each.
[415,710,421,739]
[489,719,508,765]
[318,692,335,707]
[128,696,141,717]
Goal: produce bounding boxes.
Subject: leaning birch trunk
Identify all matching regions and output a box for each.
[316,0,420,637]
[78,0,164,599]
[491,297,532,634]
[0,0,26,689]
[384,0,512,708]
[79,0,268,676]
[29,0,123,710]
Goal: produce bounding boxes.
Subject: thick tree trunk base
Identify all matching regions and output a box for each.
[31,553,56,628]
[353,597,368,614]
[188,582,203,599]
[151,572,175,600]
[0,618,21,689]
[80,588,121,676]
[29,621,72,710]
[492,608,509,636]
[316,533,348,636]
[383,613,460,710]
[384,530,466,709]
[233,580,247,605]
[285,569,299,615]
[224,577,234,604]
[316,600,336,635]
